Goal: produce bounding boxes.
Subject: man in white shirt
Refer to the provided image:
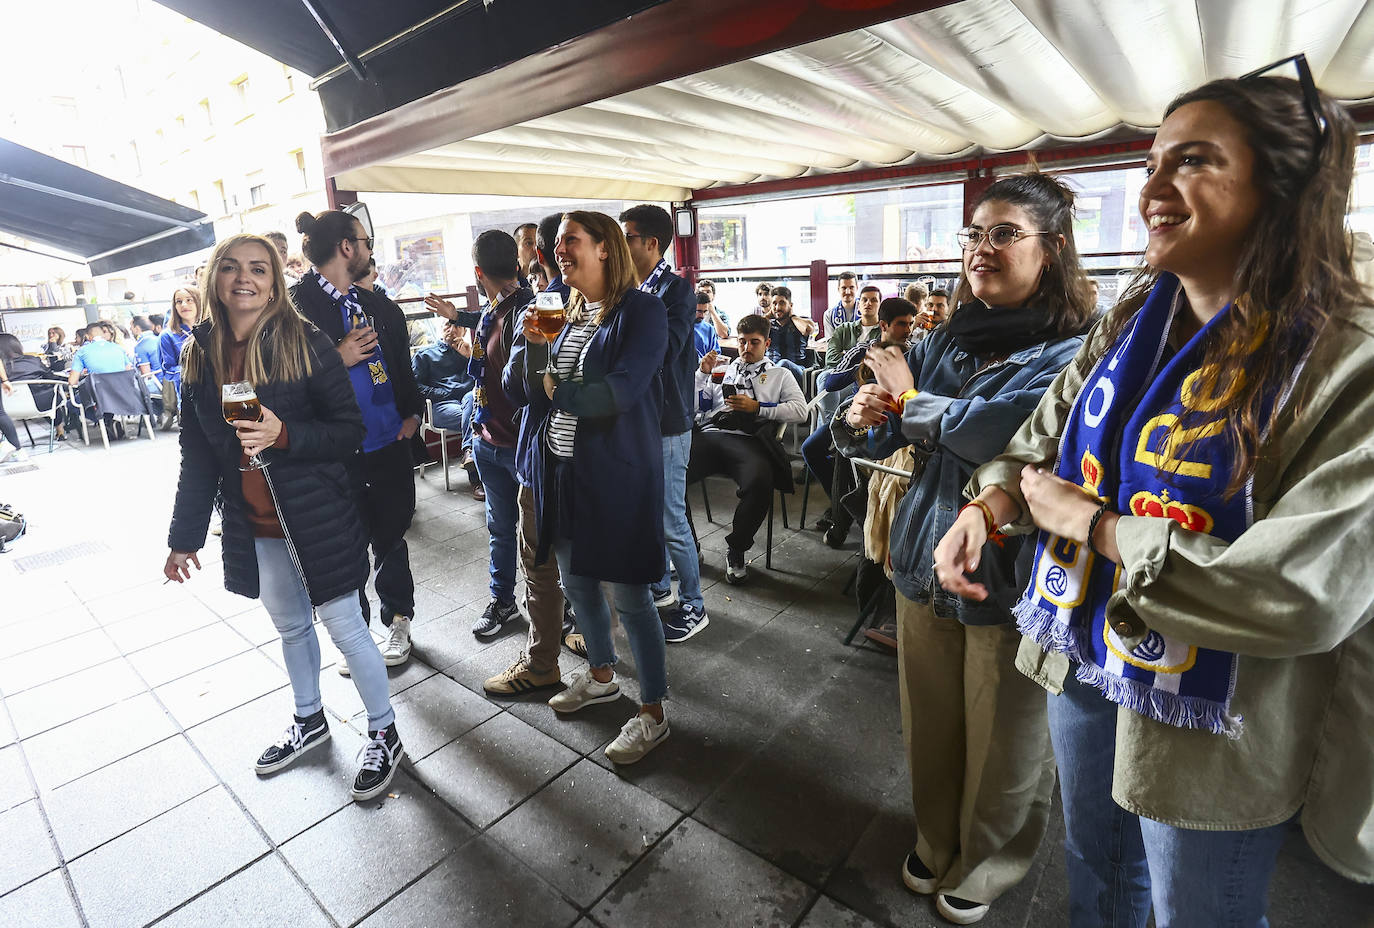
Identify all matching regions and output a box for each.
[689,314,807,585]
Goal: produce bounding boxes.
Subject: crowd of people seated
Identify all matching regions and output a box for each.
[3,62,1349,928]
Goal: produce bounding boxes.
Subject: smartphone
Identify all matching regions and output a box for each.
[721,384,738,399]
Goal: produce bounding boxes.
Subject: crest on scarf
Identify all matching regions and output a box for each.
[369,361,388,385]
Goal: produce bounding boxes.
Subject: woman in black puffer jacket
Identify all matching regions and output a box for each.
[164,232,403,803]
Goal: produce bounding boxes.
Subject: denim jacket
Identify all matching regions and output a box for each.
[831,324,1082,624]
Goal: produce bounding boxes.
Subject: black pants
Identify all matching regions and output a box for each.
[686,430,774,554]
[359,438,416,625]
[0,390,18,448]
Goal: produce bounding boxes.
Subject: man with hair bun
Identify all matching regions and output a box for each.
[289,209,424,669]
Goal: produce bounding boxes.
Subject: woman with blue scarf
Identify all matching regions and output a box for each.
[938,69,1373,924]
[835,173,1093,925]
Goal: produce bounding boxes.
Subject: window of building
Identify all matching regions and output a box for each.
[199,97,213,129]
[247,171,267,206]
[281,64,295,96]
[232,76,250,115]
[189,190,201,211]
[213,179,227,215]
[292,149,308,190]
[61,145,88,168]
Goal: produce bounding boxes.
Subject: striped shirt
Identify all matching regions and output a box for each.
[546,305,601,458]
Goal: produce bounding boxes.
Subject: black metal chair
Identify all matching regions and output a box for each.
[84,370,156,449]
[690,421,791,570]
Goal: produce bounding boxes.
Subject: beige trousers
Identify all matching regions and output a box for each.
[896,593,1057,904]
[517,484,565,672]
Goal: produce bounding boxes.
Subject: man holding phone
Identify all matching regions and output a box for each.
[690,314,807,584]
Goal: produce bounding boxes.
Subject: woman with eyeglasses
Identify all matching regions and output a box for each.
[506,210,671,765]
[834,173,1093,925]
[937,67,1372,923]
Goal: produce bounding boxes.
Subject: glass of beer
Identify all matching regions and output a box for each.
[222,381,266,471]
[533,292,567,375]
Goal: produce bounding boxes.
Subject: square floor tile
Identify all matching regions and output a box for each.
[102,599,222,653]
[154,649,287,728]
[0,744,34,812]
[4,658,146,740]
[22,693,178,790]
[42,736,216,859]
[0,607,99,661]
[186,690,368,844]
[0,870,81,928]
[191,582,262,620]
[66,787,268,928]
[0,629,120,696]
[0,800,58,895]
[377,672,500,760]
[155,854,332,928]
[314,653,437,722]
[594,818,811,928]
[411,713,579,828]
[798,894,885,928]
[82,580,195,625]
[223,605,279,646]
[489,758,681,907]
[128,621,252,687]
[358,836,578,928]
[279,785,473,925]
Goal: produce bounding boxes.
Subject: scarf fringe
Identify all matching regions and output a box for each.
[1073,662,1244,740]
[1013,598,1091,665]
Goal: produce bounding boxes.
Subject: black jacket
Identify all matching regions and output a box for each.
[289,276,423,424]
[648,270,696,436]
[167,321,370,606]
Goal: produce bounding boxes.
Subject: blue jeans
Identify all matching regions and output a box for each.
[1050,672,1291,928]
[473,437,519,603]
[801,420,834,503]
[255,538,395,730]
[774,358,807,391]
[658,431,703,612]
[431,391,475,457]
[553,538,667,705]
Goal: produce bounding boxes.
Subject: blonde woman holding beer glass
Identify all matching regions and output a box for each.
[163,233,405,802]
[507,211,672,764]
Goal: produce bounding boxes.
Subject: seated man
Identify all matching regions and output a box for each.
[693,292,721,358]
[805,297,918,546]
[67,321,134,433]
[695,278,731,331]
[913,287,950,340]
[765,286,815,388]
[130,315,164,417]
[689,314,807,585]
[411,319,482,498]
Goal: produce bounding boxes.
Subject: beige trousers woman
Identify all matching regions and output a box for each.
[896,593,1057,904]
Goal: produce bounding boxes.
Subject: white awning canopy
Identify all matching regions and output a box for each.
[327,0,1374,201]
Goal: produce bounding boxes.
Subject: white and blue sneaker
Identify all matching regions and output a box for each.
[651,586,676,609]
[661,604,709,643]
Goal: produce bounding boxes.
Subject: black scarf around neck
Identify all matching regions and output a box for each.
[947,300,1059,357]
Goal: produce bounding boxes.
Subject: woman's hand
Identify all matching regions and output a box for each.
[543,372,557,400]
[0,380,11,396]
[522,310,550,345]
[164,549,201,583]
[1020,464,1098,540]
[864,343,914,397]
[934,506,991,601]
[423,293,459,321]
[845,383,896,429]
[233,405,283,457]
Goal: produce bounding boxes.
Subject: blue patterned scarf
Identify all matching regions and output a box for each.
[638,258,670,294]
[1015,273,1276,737]
[467,283,521,426]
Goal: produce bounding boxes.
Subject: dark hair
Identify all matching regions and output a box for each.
[0,333,22,360]
[295,210,360,267]
[836,271,857,282]
[47,325,66,344]
[472,229,520,281]
[736,313,771,338]
[264,231,288,251]
[879,297,917,324]
[928,288,949,301]
[859,285,882,298]
[536,213,562,272]
[697,278,716,294]
[148,314,164,328]
[1096,76,1362,498]
[770,286,792,303]
[952,172,1094,339]
[755,281,773,294]
[696,291,712,306]
[131,315,153,332]
[514,222,537,237]
[617,204,674,256]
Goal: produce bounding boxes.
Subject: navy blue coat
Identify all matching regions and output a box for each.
[648,270,696,436]
[503,288,668,584]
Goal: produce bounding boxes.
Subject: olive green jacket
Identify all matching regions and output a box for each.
[969,298,1374,884]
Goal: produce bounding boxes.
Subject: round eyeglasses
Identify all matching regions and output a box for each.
[955,225,1050,251]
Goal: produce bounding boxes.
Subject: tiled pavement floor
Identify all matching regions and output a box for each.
[1,431,1371,927]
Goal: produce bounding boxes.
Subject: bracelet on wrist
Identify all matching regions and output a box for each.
[960,500,997,535]
[1085,500,1111,556]
[896,388,918,406]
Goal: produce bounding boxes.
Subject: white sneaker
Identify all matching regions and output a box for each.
[13,448,28,462]
[547,668,621,714]
[936,894,990,925]
[652,587,676,608]
[604,711,670,765]
[0,441,15,464]
[381,616,412,666]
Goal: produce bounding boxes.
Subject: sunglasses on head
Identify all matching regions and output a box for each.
[1239,52,1328,149]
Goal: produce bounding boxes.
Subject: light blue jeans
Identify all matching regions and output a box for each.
[657,431,703,612]
[553,539,667,705]
[1049,671,1291,928]
[255,538,395,730]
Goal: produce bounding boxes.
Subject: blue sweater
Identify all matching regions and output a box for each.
[503,289,668,584]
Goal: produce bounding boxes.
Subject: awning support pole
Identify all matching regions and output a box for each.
[299,0,369,81]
